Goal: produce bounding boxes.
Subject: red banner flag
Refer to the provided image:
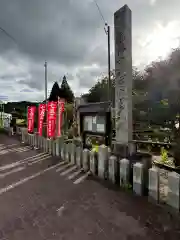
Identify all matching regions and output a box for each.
[47,101,57,138]
[57,98,65,137]
[38,103,46,136]
[27,106,36,133]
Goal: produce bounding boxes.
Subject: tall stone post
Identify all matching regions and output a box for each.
[114,5,133,157]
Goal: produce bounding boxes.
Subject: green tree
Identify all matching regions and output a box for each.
[82,71,115,103]
[60,75,74,103]
[49,81,61,101]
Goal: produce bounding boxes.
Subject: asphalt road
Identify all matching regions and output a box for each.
[0,134,179,240]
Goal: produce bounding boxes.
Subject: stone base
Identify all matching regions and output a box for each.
[167,192,180,211]
[113,143,128,158]
[112,142,136,158]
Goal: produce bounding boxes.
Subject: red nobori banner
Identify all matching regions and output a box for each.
[57,98,65,137]
[47,101,57,138]
[27,106,36,133]
[38,103,46,136]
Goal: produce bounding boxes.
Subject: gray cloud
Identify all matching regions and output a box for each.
[0,0,106,65]
[77,65,107,88]
[18,67,44,90]
[20,88,34,93]
[0,0,180,101]
[0,0,173,64]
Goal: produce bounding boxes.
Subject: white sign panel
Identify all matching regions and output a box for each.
[97,124,105,133]
[84,116,92,131]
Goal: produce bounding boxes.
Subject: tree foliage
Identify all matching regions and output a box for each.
[49,76,74,103]
[60,76,74,103]
[82,48,180,132]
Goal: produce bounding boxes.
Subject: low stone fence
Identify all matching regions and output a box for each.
[1,126,24,136]
[21,129,180,213]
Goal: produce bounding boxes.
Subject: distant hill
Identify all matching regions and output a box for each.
[3,76,75,114]
[4,101,38,114]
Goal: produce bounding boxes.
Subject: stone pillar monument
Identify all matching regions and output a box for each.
[114,5,133,157]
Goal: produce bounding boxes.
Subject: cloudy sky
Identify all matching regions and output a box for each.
[0,0,180,102]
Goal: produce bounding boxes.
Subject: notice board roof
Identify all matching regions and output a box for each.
[77,101,111,114]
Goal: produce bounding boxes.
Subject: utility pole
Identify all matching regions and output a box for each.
[104,23,111,103]
[107,25,111,103]
[44,61,48,105]
[44,61,48,136]
[93,0,111,102]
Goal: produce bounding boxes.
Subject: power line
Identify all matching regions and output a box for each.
[93,0,108,34]
[0,27,16,44]
[93,0,111,105]
[93,0,106,24]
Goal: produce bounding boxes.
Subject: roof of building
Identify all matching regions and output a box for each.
[77,101,111,113]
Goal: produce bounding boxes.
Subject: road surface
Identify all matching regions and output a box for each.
[0,134,179,239]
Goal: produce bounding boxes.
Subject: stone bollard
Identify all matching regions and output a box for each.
[31,134,34,147]
[98,145,109,179]
[108,147,111,159]
[40,136,43,149]
[48,139,52,154]
[29,134,31,146]
[38,136,42,149]
[55,139,60,156]
[109,155,117,184]
[27,133,29,145]
[44,138,48,152]
[27,133,30,145]
[21,129,24,143]
[32,134,35,148]
[43,138,46,152]
[31,134,33,147]
[57,137,64,158]
[50,139,53,155]
[36,136,41,149]
[28,134,32,146]
[26,131,29,144]
[52,140,56,156]
[54,140,57,156]
[70,143,76,164]
[8,127,12,136]
[16,127,19,135]
[167,172,180,211]
[46,139,50,153]
[36,134,39,149]
[19,127,22,135]
[25,132,28,144]
[76,146,82,168]
[60,142,65,161]
[21,129,26,144]
[21,130,24,143]
[148,168,159,202]
[82,149,90,172]
[90,150,97,175]
[65,143,69,162]
[120,158,130,187]
[23,129,27,144]
[34,133,39,150]
[34,134,37,147]
[39,135,41,149]
[133,162,144,196]
[46,138,49,152]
